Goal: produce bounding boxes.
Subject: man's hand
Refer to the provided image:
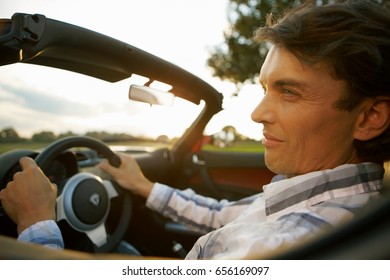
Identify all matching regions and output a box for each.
[98,153,153,198]
[0,157,57,234]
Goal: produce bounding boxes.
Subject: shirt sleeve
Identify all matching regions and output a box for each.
[17,220,64,249]
[146,183,260,234]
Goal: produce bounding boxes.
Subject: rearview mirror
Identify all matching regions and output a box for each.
[129,85,174,106]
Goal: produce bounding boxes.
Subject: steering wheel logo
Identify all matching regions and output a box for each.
[89,193,101,207]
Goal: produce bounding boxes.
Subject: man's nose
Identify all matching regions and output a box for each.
[251,92,275,124]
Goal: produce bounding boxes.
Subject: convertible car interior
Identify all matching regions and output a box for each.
[0,13,389,259]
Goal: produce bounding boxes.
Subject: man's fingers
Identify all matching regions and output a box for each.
[18,156,38,170]
[51,183,58,191]
[99,159,117,173]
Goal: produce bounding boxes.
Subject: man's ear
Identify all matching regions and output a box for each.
[354,98,390,141]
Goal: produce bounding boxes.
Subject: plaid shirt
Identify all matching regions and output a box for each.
[147,162,384,259]
[18,220,64,249]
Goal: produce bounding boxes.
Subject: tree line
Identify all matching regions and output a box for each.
[0,127,160,143]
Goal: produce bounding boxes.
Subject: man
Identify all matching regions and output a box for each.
[0,0,389,259]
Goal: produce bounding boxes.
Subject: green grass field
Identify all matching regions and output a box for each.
[0,140,265,155]
[202,142,265,153]
[0,143,48,154]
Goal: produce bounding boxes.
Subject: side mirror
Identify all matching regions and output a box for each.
[129,85,174,106]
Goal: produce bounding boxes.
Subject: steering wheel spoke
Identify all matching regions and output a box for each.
[102,179,119,199]
[85,223,108,248]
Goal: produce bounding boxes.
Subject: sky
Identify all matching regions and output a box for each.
[0,0,263,140]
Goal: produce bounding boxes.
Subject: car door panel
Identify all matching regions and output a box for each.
[184,150,275,200]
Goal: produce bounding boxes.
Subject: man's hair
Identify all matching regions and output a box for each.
[254,0,390,164]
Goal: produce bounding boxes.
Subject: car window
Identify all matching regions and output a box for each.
[0,63,204,154]
[201,87,264,153]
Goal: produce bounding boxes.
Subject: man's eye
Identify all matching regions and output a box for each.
[282,88,295,95]
[281,88,301,100]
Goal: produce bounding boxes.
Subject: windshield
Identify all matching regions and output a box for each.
[0,63,204,154]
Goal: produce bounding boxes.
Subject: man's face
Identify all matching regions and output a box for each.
[251,46,362,177]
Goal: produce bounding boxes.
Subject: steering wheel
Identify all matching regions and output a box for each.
[34,136,132,253]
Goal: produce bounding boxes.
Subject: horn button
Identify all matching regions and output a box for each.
[72,178,109,224]
[59,172,113,231]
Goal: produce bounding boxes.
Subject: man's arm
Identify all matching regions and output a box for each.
[146,183,260,234]
[99,153,259,233]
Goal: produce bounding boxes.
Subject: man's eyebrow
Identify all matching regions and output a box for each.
[274,79,308,88]
[259,79,309,89]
